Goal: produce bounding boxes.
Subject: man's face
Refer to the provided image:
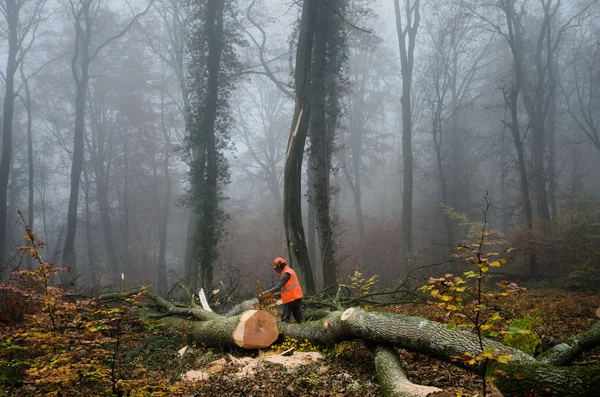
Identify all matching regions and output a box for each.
[274,264,284,273]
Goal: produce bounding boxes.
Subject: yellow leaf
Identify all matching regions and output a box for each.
[431,289,439,296]
[507,248,516,252]
[24,235,31,241]
[447,305,458,311]
[481,267,489,272]
[441,295,453,301]
[480,324,493,331]
[490,261,501,267]
[496,355,511,363]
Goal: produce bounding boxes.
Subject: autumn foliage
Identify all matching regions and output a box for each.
[0,220,194,396]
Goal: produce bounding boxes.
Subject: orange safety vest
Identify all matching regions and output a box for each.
[280,265,303,304]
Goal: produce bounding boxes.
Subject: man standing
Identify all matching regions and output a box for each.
[261,257,304,323]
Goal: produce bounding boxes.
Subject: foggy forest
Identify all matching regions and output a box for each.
[1,0,600,396]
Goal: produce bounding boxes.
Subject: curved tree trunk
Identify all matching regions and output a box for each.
[283,0,319,294]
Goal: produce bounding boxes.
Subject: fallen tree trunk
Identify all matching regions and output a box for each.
[536,320,600,366]
[123,293,600,396]
[370,345,449,397]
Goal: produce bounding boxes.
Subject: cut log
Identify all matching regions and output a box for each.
[160,309,278,349]
[370,345,447,397]
[232,310,279,349]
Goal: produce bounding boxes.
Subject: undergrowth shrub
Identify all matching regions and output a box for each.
[0,217,195,396]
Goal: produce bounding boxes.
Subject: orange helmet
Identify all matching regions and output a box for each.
[273,257,286,268]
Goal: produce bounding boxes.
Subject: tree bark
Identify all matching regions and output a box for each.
[63,0,93,285]
[197,0,225,292]
[308,1,339,289]
[0,0,19,266]
[83,161,97,287]
[394,0,420,275]
[87,97,121,283]
[537,321,600,366]
[505,87,538,278]
[19,63,35,270]
[370,345,446,397]
[157,92,172,297]
[283,0,319,295]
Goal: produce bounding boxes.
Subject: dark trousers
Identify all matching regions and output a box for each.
[282,298,303,323]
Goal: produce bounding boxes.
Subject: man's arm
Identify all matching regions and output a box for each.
[263,273,290,294]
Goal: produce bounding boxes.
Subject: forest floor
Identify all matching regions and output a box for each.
[190,287,600,397]
[2,286,599,396]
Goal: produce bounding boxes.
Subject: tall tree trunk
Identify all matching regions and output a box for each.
[532,107,551,221]
[197,0,226,292]
[157,92,171,296]
[96,179,119,281]
[394,0,420,275]
[88,96,121,283]
[0,0,18,267]
[432,117,454,254]
[341,128,365,243]
[308,2,338,289]
[319,110,338,289]
[83,161,97,287]
[502,0,538,278]
[63,1,93,284]
[307,193,317,277]
[548,91,557,221]
[122,137,130,271]
[283,0,319,295]
[19,63,35,270]
[351,137,365,242]
[507,87,538,278]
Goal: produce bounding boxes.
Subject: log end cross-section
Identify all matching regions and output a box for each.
[233,310,279,349]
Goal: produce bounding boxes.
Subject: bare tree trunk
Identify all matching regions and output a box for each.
[83,161,97,287]
[283,0,319,294]
[88,111,120,283]
[548,91,557,221]
[122,137,130,271]
[394,0,420,275]
[19,63,35,270]
[157,91,172,296]
[63,0,93,284]
[341,127,365,242]
[506,87,537,278]
[0,0,18,267]
[500,0,538,278]
[307,191,317,276]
